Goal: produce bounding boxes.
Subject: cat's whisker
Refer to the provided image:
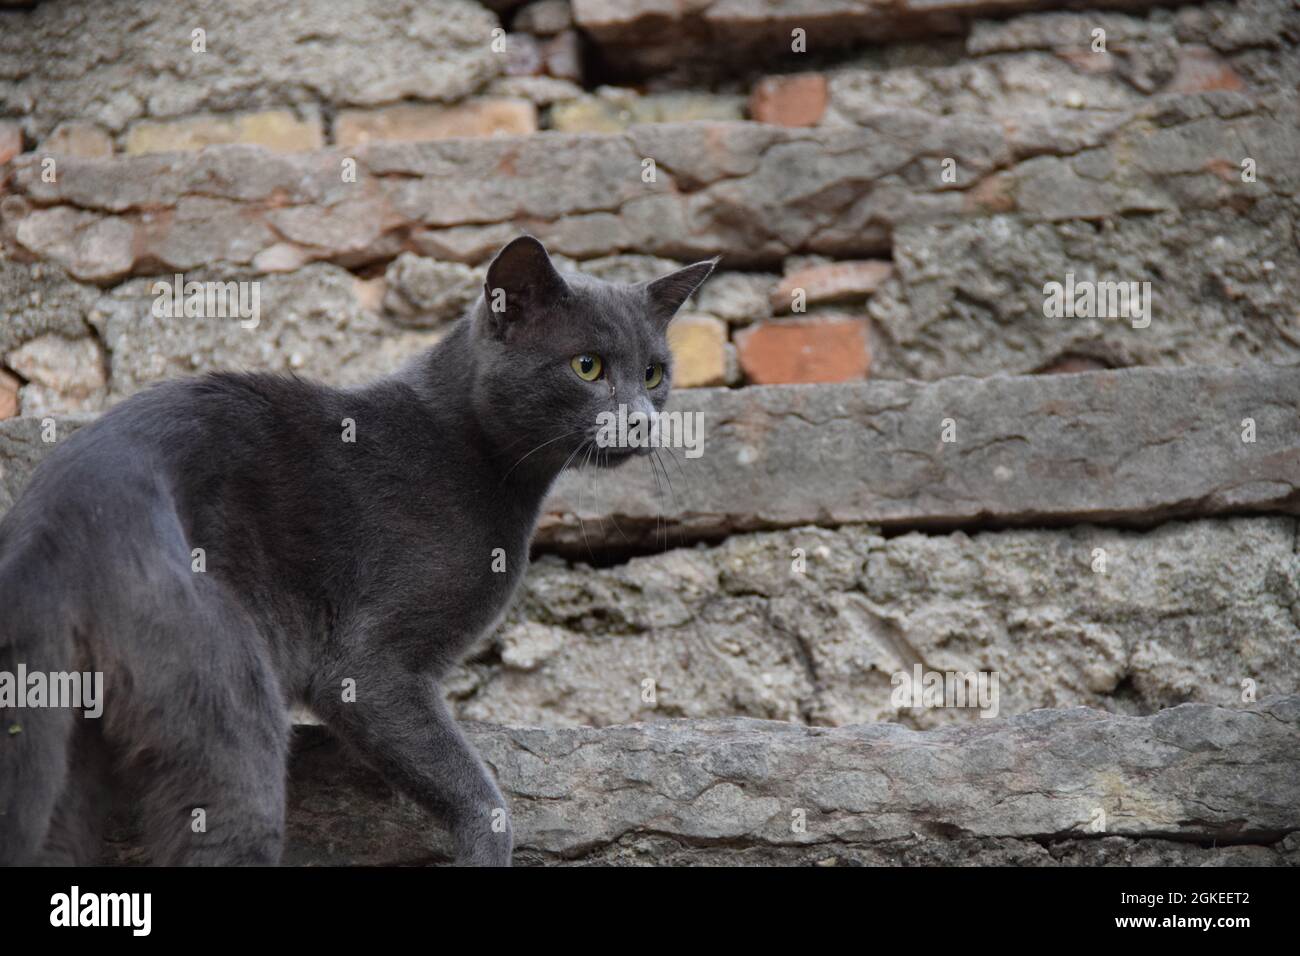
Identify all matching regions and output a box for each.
[593,447,634,549]
[660,443,692,490]
[645,450,665,551]
[663,449,678,550]
[660,445,696,522]
[500,427,589,484]
[655,452,671,552]
[576,439,598,561]
[655,446,680,512]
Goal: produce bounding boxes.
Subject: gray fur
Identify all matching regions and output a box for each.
[0,237,716,865]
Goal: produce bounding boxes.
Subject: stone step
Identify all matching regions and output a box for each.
[539,363,1300,549]
[5,365,1299,543]
[573,0,1203,77]
[452,516,1300,728]
[265,698,1300,865]
[6,94,1292,280]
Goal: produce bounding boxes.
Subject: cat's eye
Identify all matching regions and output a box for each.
[645,363,664,389]
[571,354,603,381]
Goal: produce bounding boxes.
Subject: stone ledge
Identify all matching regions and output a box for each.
[539,363,1300,550]
[266,697,1300,865]
[572,0,1207,77]
[5,365,1299,549]
[5,93,1293,280]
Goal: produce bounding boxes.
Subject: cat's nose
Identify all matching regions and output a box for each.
[627,396,658,456]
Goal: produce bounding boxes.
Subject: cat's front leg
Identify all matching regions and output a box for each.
[311,667,512,866]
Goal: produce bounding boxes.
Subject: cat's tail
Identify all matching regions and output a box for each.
[0,538,77,865]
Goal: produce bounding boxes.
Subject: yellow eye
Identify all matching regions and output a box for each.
[645,363,664,389]
[571,354,603,381]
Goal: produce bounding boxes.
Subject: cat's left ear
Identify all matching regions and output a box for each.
[483,235,569,334]
[643,257,720,329]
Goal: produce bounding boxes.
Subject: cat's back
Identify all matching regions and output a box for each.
[0,372,341,578]
[9,371,321,505]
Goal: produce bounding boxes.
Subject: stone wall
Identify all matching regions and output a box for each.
[2,0,1298,864]
[3,0,1298,416]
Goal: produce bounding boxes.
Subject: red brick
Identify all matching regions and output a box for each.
[749,73,827,128]
[734,316,870,384]
[1167,46,1245,94]
[962,172,1016,214]
[0,121,22,165]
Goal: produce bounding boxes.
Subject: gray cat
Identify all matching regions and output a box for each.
[0,236,716,865]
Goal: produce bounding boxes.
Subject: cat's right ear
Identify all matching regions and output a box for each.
[482,236,569,335]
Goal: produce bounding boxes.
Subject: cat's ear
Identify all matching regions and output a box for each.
[643,257,720,328]
[482,236,569,332]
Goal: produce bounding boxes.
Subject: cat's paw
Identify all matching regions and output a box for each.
[453,804,513,867]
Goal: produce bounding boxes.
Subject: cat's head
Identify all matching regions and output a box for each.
[470,235,716,476]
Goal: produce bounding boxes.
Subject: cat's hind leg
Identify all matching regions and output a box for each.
[39,717,115,865]
[118,575,291,866]
[0,637,74,865]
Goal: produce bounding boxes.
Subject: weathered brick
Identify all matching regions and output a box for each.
[666,312,728,387]
[772,260,893,313]
[549,91,745,132]
[0,121,24,164]
[0,369,20,421]
[125,110,324,155]
[1166,45,1246,94]
[334,100,538,146]
[749,73,828,127]
[734,316,870,384]
[41,122,115,158]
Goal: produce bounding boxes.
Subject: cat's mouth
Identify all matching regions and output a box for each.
[600,447,641,465]
[586,444,650,468]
